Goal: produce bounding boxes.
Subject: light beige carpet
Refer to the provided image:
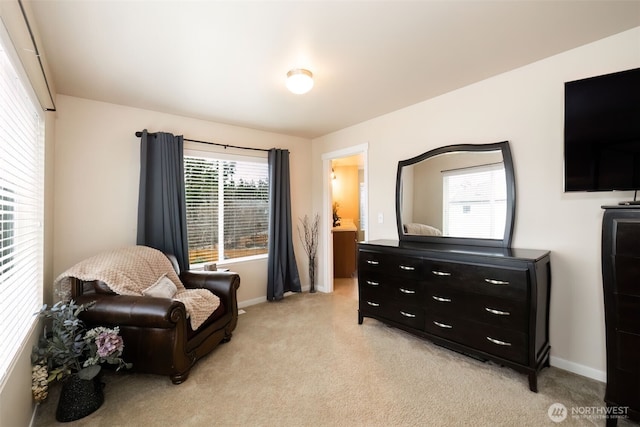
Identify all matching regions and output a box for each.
[32,279,636,427]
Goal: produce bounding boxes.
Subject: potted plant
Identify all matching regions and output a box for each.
[31,300,131,422]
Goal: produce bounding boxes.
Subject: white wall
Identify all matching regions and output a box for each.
[312,27,640,379]
[53,95,312,305]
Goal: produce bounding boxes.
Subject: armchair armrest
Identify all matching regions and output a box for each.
[74,293,187,329]
[180,270,240,312]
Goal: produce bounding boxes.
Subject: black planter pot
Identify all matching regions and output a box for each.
[55,373,104,422]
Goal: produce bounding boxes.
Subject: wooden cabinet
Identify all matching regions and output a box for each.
[601,207,640,426]
[333,230,357,278]
[358,239,551,392]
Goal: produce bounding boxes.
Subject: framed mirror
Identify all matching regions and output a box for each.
[396,141,515,248]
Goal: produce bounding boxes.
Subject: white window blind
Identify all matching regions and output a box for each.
[0,29,45,385]
[442,163,506,239]
[185,151,269,266]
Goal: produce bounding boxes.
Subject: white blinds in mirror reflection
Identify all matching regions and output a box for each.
[442,163,506,239]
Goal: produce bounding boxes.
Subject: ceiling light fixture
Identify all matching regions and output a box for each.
[286,68,314,94]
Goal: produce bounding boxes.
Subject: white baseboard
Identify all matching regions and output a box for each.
[238,296,266,309]
[237,286,314,309]
[550,356,606,382]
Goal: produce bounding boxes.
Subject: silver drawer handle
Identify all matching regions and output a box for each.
[399,265,415,271]
[485,278,509,285]
[432,295,451,303]
[400,311,416,318]
[366,301,380,307]
[366,280,379,286]
[399,288,415,294]
[486,336,512,346]
[485,307,510,316]
[366,260,379,265]
[433,321,452,329]
[432,270,451,276]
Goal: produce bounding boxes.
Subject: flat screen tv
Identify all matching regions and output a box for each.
[564,67,640,194]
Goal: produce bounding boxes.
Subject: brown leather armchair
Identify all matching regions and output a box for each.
[70,255,240,384]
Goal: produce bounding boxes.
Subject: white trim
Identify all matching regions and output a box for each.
[321,159,333,293]
[190,253,268,270]
[238,296,267,309]
[549,356,606,382]
[321,143,369,294]
[321,143,369,161]
[237,290,304,309]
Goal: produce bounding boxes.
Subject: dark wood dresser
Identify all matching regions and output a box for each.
[357,239,551,392]
[602,206,640,426]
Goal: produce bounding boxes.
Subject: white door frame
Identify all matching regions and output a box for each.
[320,143,369,293]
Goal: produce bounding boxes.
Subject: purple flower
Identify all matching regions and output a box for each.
[95,330,124,358]
[82,326,131,371]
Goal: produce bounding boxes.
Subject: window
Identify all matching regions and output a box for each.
[442,163,506,239]
[184,151,269,266]
[0,30,45,384]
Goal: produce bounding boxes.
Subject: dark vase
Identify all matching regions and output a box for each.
[56,373,104,422]
[309,256,316,293]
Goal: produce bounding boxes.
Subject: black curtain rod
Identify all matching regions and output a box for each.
[135,131,271,153]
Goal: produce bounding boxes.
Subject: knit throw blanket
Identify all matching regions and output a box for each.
[54,246,220,330]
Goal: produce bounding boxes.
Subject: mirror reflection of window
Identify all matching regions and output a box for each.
[442,163,506,239]
[402,149,505,238]
[397,142,514,247]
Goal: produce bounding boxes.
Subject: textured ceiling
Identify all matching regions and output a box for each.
[29,0,640,138]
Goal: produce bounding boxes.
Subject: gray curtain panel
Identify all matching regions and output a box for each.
[136,129,190,272]
[267,148,302,300]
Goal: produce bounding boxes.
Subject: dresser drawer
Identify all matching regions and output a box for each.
[608,330,640,409]
[614,219,640,256]
[359,272,424,300]
[426,289,528,331]
[473,322,528,365]
[617,296,640,334]
[360,282,422,309]
[359,295,424,329]
[425,312,528,365]
[358,250,424,280]
[616,331,640,374]
[358,283,386,305]
[607,370,640,409]
[386,302,424,329]
[359,293,388,319]
[613,256,640,297]
[426,260,529,301]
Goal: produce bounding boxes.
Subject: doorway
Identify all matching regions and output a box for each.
[321,144,368,293]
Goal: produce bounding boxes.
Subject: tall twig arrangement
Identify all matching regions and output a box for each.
[298,214,319,293]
